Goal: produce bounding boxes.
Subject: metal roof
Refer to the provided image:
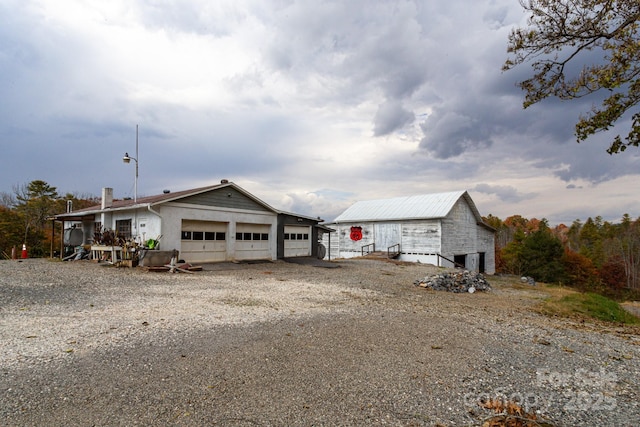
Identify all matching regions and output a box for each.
[332,190,482,223]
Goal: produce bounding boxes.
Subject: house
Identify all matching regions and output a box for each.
[322,190,495,274]
[53,180,327,263]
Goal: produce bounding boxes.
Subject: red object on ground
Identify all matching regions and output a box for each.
[21,244,27,259]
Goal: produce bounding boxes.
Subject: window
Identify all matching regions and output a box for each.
[204,232,216,240]
[236,232,243,240]
[181,231,192,240]
[244,232,252,240]
[303,234,309,240]
[192,231,204,240]
[116,219,132,239]
[284,233,290,240]
[216,232,226,241]
[261,233,268,240]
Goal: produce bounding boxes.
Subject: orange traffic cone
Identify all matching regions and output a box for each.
[21,244,27,259]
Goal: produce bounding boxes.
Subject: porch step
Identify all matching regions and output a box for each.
[362,251,400,260]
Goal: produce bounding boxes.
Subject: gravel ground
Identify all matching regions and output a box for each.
[1,258,639,426]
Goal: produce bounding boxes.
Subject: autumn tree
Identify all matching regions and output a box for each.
[561,248,600,291]
[0,205,23,258]
[504,0,640,154]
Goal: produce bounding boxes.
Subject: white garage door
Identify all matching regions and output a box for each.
[181,220,227,263]
[284,226,311,257]
[235,223,271,260]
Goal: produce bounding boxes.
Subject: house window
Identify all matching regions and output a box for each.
[116,219,132,239]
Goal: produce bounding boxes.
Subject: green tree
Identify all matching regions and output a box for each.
[14,180,59,256]
[578,217,606,268]
[520,220,565,283]
[504,0,640,154]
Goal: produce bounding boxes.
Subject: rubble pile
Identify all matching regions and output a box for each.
[414,270,492,293]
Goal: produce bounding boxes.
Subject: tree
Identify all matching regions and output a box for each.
[578,217,605,267]
[523,222,565,282]
[562,247,600,291]
[504,0,640,154]
[0,205,22,258]
[14,180,59,256]
[501,228,527,275]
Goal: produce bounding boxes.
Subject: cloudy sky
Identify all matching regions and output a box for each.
[1,0,639,225]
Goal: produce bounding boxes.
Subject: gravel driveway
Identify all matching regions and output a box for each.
[1,258,639,426]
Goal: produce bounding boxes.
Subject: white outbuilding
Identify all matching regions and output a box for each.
[54,181,327,263]
[322,190,495,274]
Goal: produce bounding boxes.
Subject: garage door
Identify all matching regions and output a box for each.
[235,223,271,260]
[181,220,227,263]
[284,225,311,257]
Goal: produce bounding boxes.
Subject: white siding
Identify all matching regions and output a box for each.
[160,204,277,262]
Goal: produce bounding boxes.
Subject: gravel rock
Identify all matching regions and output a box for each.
[1,258,639,426]
[414,270,492,293]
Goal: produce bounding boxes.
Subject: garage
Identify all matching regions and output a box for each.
[235,223,271,260]
[181,220,227,263]
[284,225,311,257]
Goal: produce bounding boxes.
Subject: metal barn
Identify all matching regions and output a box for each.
[322,190,495,274]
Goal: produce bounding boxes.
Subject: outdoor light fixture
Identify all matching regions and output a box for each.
[123,125,139,203]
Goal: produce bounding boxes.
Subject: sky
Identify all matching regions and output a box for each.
[1,0,639,226]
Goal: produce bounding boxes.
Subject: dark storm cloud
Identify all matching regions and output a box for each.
[473,183,536,203]
[373,101,415,136]
[1,0,639,224]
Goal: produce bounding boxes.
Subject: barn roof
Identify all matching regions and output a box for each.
[331,190,485,224]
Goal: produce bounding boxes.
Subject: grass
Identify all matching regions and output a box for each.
[539,289,640,325]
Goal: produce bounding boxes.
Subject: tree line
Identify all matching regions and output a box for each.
[485,214,640,295]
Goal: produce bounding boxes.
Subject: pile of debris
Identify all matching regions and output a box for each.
[414,270,492,293]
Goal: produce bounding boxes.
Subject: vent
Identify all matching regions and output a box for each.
[220,179,229,184]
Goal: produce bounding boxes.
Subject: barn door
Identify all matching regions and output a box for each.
[374,223,401,252]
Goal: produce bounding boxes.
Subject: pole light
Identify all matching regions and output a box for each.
[122,125,139,203]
